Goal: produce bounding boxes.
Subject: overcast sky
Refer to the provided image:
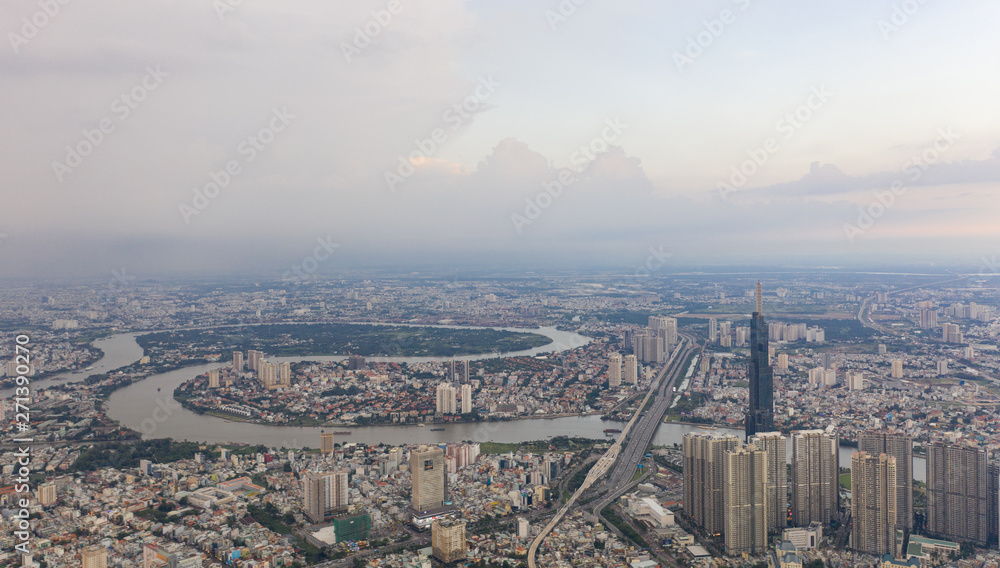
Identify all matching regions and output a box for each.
[2,0,1000,279]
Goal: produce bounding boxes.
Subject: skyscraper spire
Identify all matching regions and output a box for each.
[755,281,762,315]
[746,281,773,439]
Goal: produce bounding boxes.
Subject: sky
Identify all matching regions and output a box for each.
[2,0,1000,280]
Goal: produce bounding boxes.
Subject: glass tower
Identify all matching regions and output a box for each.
[746,282,774,439]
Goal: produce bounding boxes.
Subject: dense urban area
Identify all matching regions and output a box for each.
[5,269,1000,568]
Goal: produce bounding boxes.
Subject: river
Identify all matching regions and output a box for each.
[0,332,146,397]
[15,325,927,480]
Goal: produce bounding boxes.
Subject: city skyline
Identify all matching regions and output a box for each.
[7,270,1000,566]
[6,1,1000,564]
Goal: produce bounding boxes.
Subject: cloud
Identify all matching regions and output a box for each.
[756,144,1000,197]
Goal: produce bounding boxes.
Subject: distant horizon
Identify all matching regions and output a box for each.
[3,257,997,287]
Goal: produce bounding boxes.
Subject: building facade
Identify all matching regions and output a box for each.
[750,431,788,531]
[683,432,740,536]
[926,442,989,545]
[432,519,467,563]
[859,430,913,530]
[411,445,446,512]
[852,452,897,556]
[724,443,769,555]
[81,546,108,568]
[791,429,839,526]
[746,283,774,438]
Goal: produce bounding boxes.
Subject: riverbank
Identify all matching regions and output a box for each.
[175,389,606,428]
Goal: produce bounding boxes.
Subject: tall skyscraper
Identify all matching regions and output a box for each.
[232,351,244,371]
[648,316,678,350]
[436,383,457,414]
[303,471,350,523]
[623,354,638,385]
[460,384,473,414]
[750,431,787,531]
[410,445,446,512]
[942,323,963,343]
[259,360,277,388]
[891,359,903,379]
[926,442,989,545]
[385,447,405,474]
[37,483,56,506]
[683,432,740,536]
[321,432,336,455]
[608,353,622,387]
[919,308,938,329]
[632,331,663,363]
[332,471,349,511]
[724,443,769,555]
[81,546,107,568]
[302,473,326,523]
[708,317,718,342]
[852,452,897,556]
[746,282,774,439]
[791,429,839,526]
[989,462,1000,546]
[859,430,913,530]
[461,360,470,382]
[247,349,263,372]
[431,519,467,563]
[207,369,220,389]
[347,354,367,370]
[302,473,325,524]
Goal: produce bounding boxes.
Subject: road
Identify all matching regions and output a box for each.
[595,336,696,498]
[858,274,971,336]
[527,336,697,568]
[857,295,894,336]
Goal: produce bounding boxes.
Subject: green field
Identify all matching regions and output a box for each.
[137,323,552,358]
[839,472,851,490]
[479,442,521,454]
